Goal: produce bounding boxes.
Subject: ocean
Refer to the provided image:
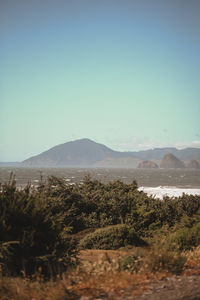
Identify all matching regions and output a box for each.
[0,167,200,199]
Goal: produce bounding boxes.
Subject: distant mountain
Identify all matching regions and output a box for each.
[160,154,185,169]
[22,139,124,167]
[21,138,200,167]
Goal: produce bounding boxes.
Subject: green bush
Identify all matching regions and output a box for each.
[79,224,147,250]
[170,222,200,251]
[0,179,78,277]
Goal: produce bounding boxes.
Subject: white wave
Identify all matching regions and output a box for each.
[138,186,200,199]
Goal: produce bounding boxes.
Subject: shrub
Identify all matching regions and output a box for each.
[0,179,78,277]
[146,248,186,275]
[170,222,200,251]
[120,247,186,275]
[119,248,145,273]
[79,224,147,250]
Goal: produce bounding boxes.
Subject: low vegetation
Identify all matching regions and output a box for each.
[79,224,147,250]
[168,222,200,251]
[0,174,200,299]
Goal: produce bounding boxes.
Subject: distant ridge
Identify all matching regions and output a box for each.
[21,138,200,168]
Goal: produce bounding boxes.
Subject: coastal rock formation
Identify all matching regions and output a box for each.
[160,153,185,169]
[137,160,159,169]
[187,159,200,169]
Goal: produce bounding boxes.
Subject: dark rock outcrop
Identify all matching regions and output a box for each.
[187,159,200,169]
[160,153,185,169]
[137,160,159,169]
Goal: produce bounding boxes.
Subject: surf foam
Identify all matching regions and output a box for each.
[138,186,200,199]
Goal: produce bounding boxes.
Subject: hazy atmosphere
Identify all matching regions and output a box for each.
[1,0,200,161]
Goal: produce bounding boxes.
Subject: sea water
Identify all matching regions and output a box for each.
[0,167,200,199]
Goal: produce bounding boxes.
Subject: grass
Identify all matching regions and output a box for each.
[0,271,155,300]
[0,276,78,300]
[1,246,199,300]
[184,245,200,275]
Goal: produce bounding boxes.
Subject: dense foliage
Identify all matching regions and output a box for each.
[79,224,147,250]
[169,222,200,251]
[0,174,200,277]
[0,177,77,277]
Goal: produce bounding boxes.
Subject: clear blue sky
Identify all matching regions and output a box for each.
[1,0,200,161]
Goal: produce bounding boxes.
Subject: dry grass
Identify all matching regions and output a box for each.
[79,249,127,264]
[0,270,165,300]
[0,276,77,300]
[69,271,155,299]
[184,245,200,275]
[1,247,200,300]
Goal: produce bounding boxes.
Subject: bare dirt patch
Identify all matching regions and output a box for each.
[79,249,127,264]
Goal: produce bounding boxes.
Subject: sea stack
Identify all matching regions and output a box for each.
[187,159,200,169]
[160,153,185,169]
[137,160,159,169]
